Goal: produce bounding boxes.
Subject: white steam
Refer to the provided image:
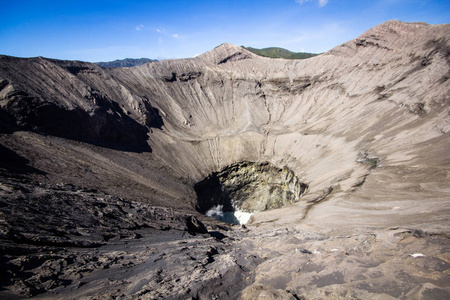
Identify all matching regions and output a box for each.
[205,204,254,225]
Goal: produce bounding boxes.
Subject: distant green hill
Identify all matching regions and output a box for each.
[95,58,157,68]
[242,46,319,59]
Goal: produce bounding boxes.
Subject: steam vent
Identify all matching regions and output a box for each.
[0,21,449,299]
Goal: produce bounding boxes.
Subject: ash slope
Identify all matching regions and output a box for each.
[0,20,449,299]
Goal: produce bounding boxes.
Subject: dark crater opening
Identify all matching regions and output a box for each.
[194,161,308,225]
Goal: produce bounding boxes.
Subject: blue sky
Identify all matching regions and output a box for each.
[1,0,449,62]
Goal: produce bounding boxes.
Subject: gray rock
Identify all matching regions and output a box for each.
[186,216,208,235]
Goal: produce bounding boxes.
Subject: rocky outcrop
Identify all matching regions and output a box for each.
[0,20,449,298]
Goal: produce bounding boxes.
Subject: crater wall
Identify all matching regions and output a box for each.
[0,20,449,227]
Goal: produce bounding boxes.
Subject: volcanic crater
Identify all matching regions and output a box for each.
[0,20,449,299]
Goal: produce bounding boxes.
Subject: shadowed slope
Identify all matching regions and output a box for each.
[0,56,161,152]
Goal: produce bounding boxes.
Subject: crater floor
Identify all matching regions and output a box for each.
[0,20,449,299]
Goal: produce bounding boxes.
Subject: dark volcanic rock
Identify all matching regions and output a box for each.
[0,179,188,248]
[186,216,208,235]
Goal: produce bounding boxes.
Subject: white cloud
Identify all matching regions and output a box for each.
[136,24,144,31]
[156,28,161,33]
[172,33,179,38]
[295,0,328,7]
[319,0,328,7]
